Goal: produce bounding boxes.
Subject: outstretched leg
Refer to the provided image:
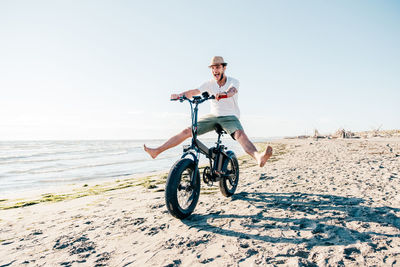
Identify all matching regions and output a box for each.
[144,128,192,159]
[233,130,273,167]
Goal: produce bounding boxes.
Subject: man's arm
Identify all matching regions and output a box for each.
[171,89,201,100]
[216,86,238,101]
[226,86,238,97]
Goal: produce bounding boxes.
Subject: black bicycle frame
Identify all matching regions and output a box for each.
[179,95,230,180]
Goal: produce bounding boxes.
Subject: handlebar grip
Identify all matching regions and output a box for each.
[171,95,187,102]
[218,94,228,99]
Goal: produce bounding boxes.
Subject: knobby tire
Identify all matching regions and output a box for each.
[219,151,239,197]
[165,158,200,219]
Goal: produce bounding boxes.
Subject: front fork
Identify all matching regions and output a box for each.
[181,149,200,187]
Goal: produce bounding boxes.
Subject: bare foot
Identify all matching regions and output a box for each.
[143,144,159,159]
[256,146,273,167]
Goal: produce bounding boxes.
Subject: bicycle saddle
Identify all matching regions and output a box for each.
[214,124,226,135]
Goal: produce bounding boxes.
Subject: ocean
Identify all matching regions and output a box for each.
[0,137,271,197]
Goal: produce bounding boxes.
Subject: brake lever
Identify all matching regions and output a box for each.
[180,95,188,102]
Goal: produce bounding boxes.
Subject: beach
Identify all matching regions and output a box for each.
[1,136,400,266]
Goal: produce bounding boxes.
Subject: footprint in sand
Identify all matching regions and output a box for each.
[164,259,182,267]
[19,230,43,241]
[95,251,112,265]
[132,217,146,226]
[145,223,167,236]
[149,203,164,209]
[199,258,215,264]
[239,242,249,249]
[343,247,361,261]
[54,234,96,259]
[245,248,259,257]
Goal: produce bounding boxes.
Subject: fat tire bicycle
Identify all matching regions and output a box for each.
[165,92,240,219]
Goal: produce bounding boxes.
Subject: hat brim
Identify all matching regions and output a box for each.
[208,63,228,68]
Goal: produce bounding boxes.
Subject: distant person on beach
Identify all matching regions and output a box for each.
[144,56,273,167]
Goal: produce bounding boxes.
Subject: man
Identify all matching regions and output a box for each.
[144,56,273,167]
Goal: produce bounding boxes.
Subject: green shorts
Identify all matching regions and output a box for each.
[197,115,243,139]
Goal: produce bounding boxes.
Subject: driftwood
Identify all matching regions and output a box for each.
[313,129,328,140]
[333,129,356,139]
[286,129,399,140]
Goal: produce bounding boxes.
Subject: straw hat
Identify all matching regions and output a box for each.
[208,56,227,67]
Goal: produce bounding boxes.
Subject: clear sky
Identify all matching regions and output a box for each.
[1,0,399,140]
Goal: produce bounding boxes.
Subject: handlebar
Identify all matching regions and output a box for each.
[170,94,215,104]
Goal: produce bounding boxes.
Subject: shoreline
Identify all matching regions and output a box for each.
[0,169,169,210]
[0,169,168,201]
[0,137,261,200]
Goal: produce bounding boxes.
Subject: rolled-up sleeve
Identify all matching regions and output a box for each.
[230,79,240,91]
[234,80,240,90]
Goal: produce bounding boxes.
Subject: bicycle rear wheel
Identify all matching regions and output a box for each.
[165,158,200,219]
[219,151,239,197]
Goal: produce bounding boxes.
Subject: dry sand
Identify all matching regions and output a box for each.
[1,138,400,266]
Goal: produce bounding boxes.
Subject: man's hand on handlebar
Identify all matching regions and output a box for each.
[216,92,228,101]
[170,93,183,100]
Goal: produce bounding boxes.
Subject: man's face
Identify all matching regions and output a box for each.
[211,64,226,81]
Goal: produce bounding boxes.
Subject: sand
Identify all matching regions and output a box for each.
[1,137,400,266]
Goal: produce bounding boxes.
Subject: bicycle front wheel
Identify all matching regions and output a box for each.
[165,158,200,219]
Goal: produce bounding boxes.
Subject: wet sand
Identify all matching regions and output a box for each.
[1,137,399,266]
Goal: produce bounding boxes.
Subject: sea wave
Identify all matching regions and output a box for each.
[3,157,171,175]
